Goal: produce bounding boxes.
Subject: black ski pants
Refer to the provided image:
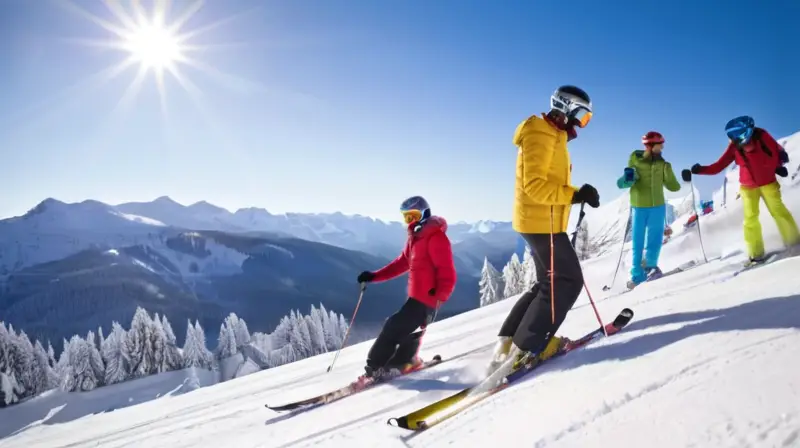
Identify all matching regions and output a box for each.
[499,232,584,352]
[367,298,435,369]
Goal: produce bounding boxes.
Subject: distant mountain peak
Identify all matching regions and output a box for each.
[23,198,66,218]
[188,200,229,214]
[153,196,180,205]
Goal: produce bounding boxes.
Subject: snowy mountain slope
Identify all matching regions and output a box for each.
[2,196,516,276]
[2,150,799,447]
[117,197,517,268]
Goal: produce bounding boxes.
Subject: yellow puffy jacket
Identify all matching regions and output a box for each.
[512,114,578,234]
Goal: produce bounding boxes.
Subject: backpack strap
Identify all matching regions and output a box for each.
[753,128,772,157]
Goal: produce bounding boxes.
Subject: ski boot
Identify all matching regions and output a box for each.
[510,336,566,370]
[485,336,513,376]
[744,254,768,268]
[399,355,424,374]
[645,266,663,281]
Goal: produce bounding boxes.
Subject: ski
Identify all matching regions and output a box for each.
[265,355,444,412]
[716,247,799,284]
[387,308,634,432]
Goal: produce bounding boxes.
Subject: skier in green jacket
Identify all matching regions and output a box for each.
[616,131,682,288]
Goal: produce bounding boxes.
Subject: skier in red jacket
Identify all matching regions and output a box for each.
[684,116,799,263]
[356,195,456,379]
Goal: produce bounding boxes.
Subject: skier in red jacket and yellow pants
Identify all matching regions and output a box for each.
[685,116,799,264]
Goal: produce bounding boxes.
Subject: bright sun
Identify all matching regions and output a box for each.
[124,23,183,71]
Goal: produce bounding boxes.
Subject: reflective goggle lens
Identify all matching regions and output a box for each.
[402,209,422,224]
[572,108,592,128]
[727,127,753,144]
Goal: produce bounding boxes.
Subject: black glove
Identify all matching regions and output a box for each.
[681,169,692,182]
[776,166,788,177]
[690,163,704,174]
[779,149,789,164]
[572,184,599,208]
[357,271,375,283]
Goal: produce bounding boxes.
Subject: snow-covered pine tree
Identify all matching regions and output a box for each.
[85,331,105,387]
[46,342,57,369]
[315,304,335,351]
[337,314,349,342]
[0,322,25,404]
[521,246,537,291]
[102,321,129,385]
[64,335,99,392]
[126,307,155,378]
[306,305,327,355]
[224,313,251,348]
[216,322,237,360]
[149,314,168,374]
[159,315,182,371]
[32,340,58,393]
[56,337,71,389]
[478,257,503,307]
[289,310,313,358]
[574,219,591,260]
[97,326,105,349]
[193,321,214,369]
[8,328,35,399]
[502,253,525,298]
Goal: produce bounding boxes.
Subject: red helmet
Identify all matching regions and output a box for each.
[642,131,665,146]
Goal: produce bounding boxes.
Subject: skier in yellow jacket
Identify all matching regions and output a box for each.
[487,85,600,375]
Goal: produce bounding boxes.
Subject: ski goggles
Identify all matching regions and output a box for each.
[571,107,593,128]
[401,209,423,224]
[551,96,593,128]
[726,126,753,145]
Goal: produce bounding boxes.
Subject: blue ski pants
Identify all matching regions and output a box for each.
[630,205,666,283]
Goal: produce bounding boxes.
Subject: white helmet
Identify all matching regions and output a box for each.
[550,85,592,128]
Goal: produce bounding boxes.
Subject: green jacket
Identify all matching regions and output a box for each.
[616,150,681,207]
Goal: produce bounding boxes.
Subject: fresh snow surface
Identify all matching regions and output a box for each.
[2,135,800,448]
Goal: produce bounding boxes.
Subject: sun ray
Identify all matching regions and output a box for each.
[7,57,139,135]
[153,0,172,28]
[53,0,129,40]
[173,6,263,43]
[101,0,139,31]
[166,0,204,35]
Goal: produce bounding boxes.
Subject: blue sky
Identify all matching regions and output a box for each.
[0,0,796,223]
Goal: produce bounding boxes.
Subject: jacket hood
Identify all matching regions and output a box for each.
[408,215,448,235]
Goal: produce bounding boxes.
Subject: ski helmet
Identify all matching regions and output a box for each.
[642,131,665,146]
[725,116,755,145]
[399,195,431,225]
[550,85,592,128]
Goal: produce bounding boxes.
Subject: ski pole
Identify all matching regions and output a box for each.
[549,206,556,324]
[570,202,587,247]
[603,207,631,291]
[564,203,606,334]
[583,280,607,336]
[687,178,709,263]
[326,282,366,373]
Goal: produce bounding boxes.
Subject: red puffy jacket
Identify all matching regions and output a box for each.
[371,216,456,309]
[697,128,783,188]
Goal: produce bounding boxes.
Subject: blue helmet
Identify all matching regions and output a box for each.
[725,116,755,145]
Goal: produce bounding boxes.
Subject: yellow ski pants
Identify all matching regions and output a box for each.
[740,181,800,258]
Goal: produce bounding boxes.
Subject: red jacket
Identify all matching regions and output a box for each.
[698,128,782,188]
[371,216,456,309]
